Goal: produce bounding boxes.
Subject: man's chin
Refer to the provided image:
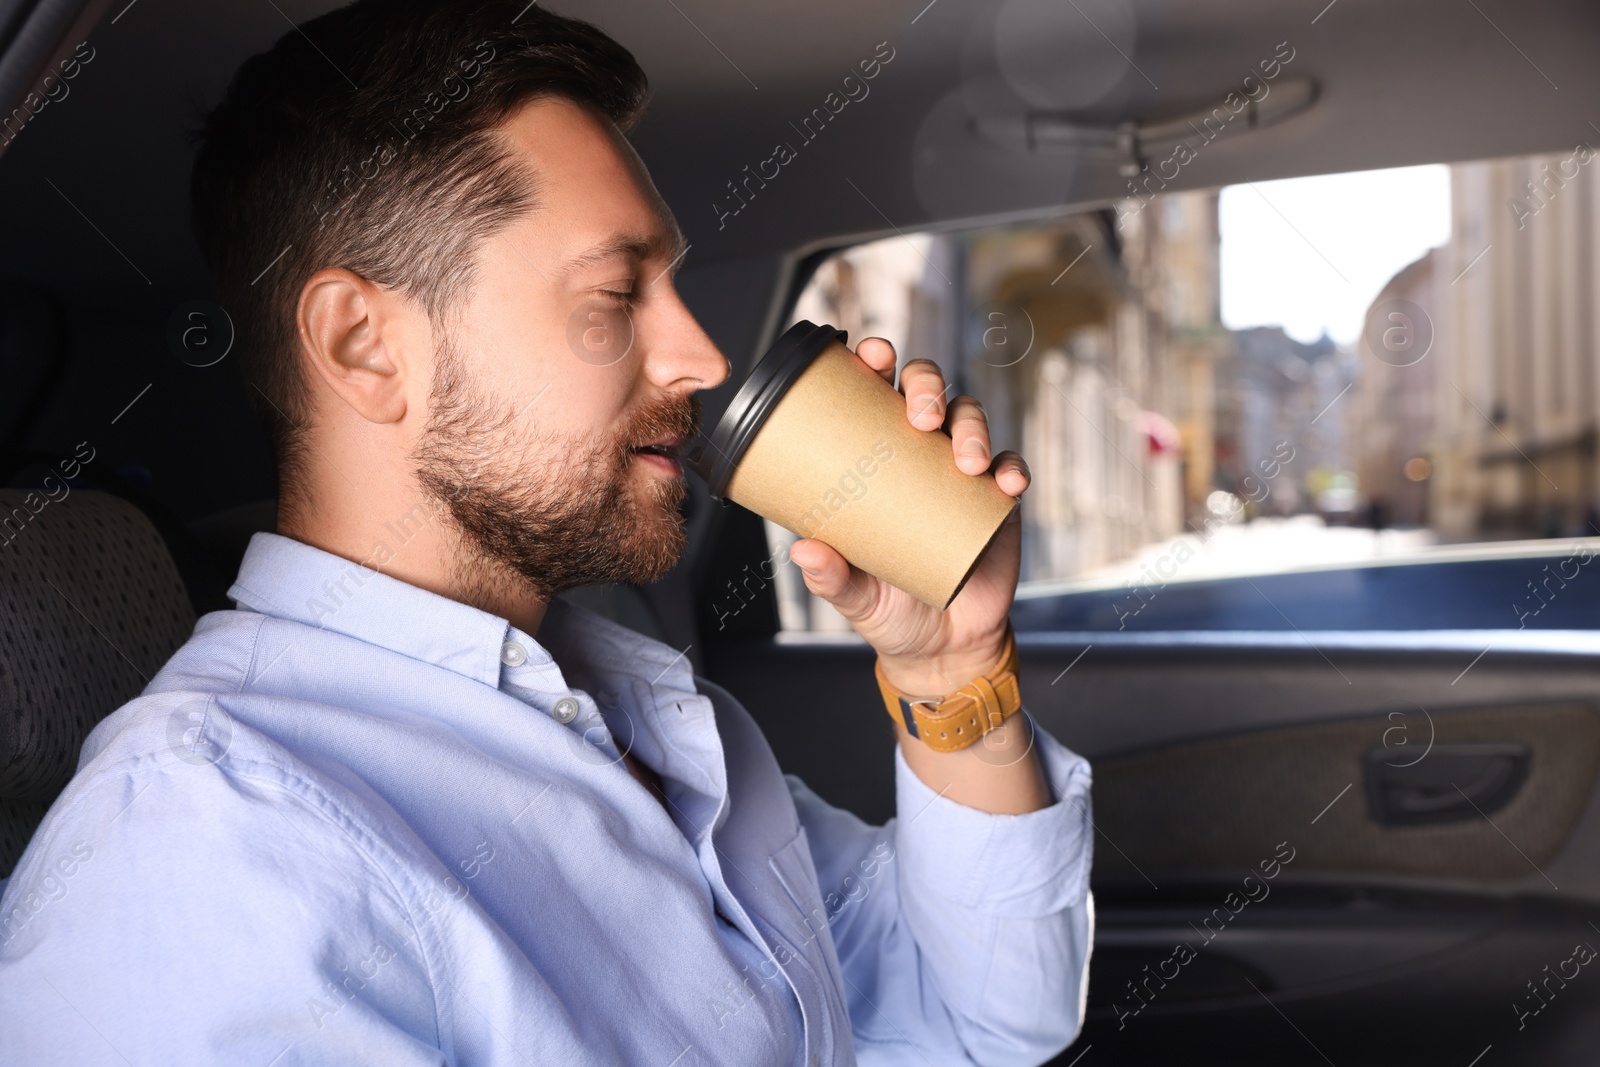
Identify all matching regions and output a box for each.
[568,541,682,594]
[607,506,687,587]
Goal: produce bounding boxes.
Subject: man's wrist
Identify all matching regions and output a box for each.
[877,634,1009,699]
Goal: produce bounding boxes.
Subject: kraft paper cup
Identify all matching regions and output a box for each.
[687,321,1017,610]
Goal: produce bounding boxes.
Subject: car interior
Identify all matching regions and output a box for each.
[5,0,1600,1063]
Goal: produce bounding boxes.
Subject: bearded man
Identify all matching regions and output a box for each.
[0,3,1093,1064]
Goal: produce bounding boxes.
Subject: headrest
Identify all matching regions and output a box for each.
[0,488,195,872]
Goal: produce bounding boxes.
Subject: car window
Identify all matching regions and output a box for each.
[772,150,1600,632]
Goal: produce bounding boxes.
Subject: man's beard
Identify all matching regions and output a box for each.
[412,338,700,602]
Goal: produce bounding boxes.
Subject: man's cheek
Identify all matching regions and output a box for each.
[565,300,635,368]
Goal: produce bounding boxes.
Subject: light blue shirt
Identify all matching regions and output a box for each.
[0,532,1093,1065]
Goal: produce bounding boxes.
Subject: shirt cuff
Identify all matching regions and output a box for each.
[893,710,1093,919]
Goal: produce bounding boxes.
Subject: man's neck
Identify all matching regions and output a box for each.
[279,488,549,637]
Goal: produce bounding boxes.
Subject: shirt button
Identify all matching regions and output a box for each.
[500,641,527,667]
[552,697,580,724]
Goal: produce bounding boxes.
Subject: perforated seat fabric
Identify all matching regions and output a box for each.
[0,489,195,877]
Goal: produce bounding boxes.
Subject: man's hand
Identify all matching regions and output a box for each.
[787,337,1026,696]
[787,338,1050,814]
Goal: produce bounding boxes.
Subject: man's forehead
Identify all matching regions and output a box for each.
[498,97,685,275]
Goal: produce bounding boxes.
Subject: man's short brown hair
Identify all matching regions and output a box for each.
[190,0,649,496]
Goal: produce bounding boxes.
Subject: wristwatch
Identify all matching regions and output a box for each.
[873,621,1022,753]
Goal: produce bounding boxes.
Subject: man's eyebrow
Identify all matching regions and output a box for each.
[556,224,689,278]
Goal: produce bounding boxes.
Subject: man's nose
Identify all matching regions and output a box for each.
[646,297,731,392]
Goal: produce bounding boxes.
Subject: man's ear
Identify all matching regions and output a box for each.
[297,267,409,424]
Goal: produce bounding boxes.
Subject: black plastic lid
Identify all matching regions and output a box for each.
[687,320,846,499]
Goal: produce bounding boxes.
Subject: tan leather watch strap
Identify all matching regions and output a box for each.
[873,622,1021,753]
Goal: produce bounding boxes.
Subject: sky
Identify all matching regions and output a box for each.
[1218,165,1453,345]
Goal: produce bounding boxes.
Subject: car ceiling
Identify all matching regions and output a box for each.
[4,0,1598,300]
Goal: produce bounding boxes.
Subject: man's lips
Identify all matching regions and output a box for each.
[630,438,683,458]
[629,437,686,473]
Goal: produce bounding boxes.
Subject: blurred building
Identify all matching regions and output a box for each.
[1221,326,1352,519]
[1433,151,1600,538]
[1351,250,1438,527]
[774,191,1231,626]
[1124,193,1235,532]
[1353,149,1600,540]
[960,207,1183,582]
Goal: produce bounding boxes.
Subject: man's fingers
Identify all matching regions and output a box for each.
[899,359,949,430]
[789,538,876,619]
[854,337,897,384]
[992,450,1031,497]
[946,395,990,475]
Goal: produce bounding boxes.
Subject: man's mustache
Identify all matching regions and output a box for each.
[622,394,702,455]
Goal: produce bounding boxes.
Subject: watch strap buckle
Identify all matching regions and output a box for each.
[874,622,1022,753]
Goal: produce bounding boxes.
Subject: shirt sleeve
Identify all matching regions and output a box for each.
[785,711,1094,1067]
[0,757,445,1066]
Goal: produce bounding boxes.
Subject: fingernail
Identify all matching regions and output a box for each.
[960,438,987,458]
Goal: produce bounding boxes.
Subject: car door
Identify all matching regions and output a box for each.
[707,613,1600,1066]
[693,187,1600,1067]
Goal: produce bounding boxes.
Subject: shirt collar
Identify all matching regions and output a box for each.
[229,532,511,686]
[227,532,699,697]
[229,531,726,842]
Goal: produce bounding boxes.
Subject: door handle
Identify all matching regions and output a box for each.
[1364,742,1531,826]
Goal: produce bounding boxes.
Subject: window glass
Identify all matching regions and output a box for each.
[772,152,1600,631]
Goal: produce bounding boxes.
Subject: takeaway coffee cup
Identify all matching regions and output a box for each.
[686,321,1017,610]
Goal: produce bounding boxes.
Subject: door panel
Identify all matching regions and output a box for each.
[705,629,1600,1065]
[1093,703,1600,881]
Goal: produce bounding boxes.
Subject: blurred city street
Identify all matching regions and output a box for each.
[1073,515,1438,587]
